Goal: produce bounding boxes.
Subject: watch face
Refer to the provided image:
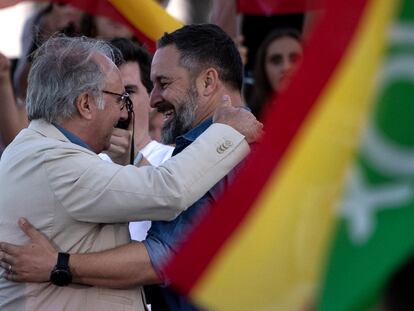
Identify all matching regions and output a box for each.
[50,268,72,286]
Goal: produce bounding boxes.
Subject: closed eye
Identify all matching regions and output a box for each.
[125,85,138,94]
[159,81,170,90]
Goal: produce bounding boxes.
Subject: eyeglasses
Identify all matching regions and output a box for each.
[102,90,133,112]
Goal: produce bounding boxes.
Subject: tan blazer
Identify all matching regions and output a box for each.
[0,119,249,311]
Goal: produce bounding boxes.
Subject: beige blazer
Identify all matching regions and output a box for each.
[0,119,249,311]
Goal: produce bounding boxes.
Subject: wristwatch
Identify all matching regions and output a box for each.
[50,252,72,286]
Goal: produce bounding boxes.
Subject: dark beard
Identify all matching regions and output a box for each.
[161,86,198,145]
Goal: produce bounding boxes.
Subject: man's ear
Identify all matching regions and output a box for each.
[75,93,95,120]
[200,68,219,96]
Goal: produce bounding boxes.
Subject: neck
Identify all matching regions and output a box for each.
[58,119,100,153]
[192,88,243,127]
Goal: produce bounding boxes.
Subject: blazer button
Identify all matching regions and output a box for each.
[216,144,225,154]
[216,140,232,154]
[224,140,233,148]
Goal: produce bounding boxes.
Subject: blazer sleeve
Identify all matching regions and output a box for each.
[45,123,250,223]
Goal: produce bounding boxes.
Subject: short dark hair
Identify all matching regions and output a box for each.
[158,24,243,92]
[109,38,153,93]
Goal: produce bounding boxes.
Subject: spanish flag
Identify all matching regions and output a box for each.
[237,0,324,15]
[164,0,411,310]
[3,0,182,51]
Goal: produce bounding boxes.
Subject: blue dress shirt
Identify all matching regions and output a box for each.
[144,118,240,311]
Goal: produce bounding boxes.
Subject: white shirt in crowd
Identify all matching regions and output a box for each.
[100,140,174,241]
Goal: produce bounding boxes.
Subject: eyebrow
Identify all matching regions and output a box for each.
[125,84,138,91]
[151,73,171,82]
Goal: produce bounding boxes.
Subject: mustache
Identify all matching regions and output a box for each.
[155,101,175,113]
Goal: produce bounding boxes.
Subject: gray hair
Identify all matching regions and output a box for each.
[26,35,117,123]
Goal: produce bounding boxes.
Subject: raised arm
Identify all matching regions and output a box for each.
[0,53,28,145]
[56,98,262,223]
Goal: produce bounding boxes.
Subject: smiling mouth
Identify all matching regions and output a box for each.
[163,109,174,121]
[156,103,175,122]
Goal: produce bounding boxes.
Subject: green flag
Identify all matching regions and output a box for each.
[318,1,414,310]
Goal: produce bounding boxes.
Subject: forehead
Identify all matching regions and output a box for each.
[119,61,141,85]
[95,52,124,91]
[151,45,189,81]
[267,37,303,55]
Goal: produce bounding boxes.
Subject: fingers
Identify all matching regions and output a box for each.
[248,121,265,144]
[0,259,34,283]
[245,118,264,144]
[213,95,233,123]
[109,137,129,150]
[110,129,132,149]
[0,248,18,281]
[111,128,132,139]
[17,218,42,241]
[0,242,20,259]
[107,144,125,157]
[220,95,232,107]
[5,270,24,282]
[18,218,57,252]
[0,248,16,265]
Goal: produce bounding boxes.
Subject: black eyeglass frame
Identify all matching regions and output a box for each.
[102,90,134,112]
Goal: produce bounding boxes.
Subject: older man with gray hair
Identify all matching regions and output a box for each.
[0,35,262,311]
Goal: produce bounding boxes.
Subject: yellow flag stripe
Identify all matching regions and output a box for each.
[191,0,398,310]
[109,0,183,42]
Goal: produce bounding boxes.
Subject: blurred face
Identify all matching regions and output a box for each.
[150,45,199,145]
[49,3,83,33]
[119,61,150,127]
[95,17,133,40]
[93,54,129,152]
[265,36,303,93]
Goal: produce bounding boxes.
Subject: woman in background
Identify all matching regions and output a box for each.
[248,28,303,119]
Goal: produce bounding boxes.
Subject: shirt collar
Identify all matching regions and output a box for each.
[172,118,213,156]
[179,118,213,143]
[53,123,93,151]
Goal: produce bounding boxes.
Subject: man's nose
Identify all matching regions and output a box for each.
[149,87,162,109]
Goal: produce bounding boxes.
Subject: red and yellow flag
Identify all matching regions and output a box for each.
[237,0,324,15]
[3,0,182,52]
[164,0,400,310]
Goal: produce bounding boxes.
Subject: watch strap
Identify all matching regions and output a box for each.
[56,252,70,269]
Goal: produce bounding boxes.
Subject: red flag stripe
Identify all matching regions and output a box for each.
[22,0,156,51]
[165,0,369,294]
[237,0,325,15]
[60,0,156,51]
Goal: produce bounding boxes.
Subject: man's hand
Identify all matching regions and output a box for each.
[0,218,57,282]
[213,95,264,143]
[105,127,133,165]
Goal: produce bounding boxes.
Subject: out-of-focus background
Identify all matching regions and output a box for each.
[0,0,193,58]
